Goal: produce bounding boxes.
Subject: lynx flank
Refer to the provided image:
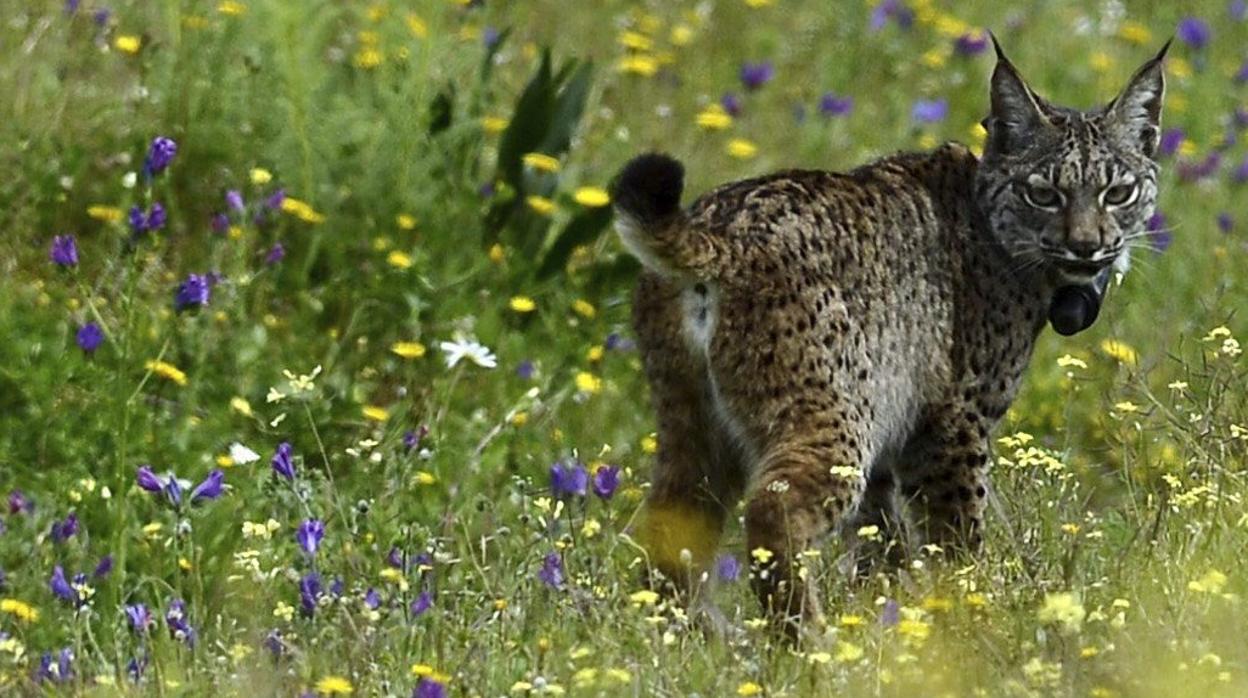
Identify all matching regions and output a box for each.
[612,39,1168,633]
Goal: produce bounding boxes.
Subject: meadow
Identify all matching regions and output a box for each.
[1,0,1246,695]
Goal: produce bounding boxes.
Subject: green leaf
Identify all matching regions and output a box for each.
[496,49,554,192]
[535,205,613,279]
[540,60,593,156]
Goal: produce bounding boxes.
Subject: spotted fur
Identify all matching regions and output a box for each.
[614,40,1168,635]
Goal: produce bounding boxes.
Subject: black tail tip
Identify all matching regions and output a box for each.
[611,152,685,225]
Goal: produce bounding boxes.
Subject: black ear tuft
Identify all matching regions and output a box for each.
[611,153,686,226]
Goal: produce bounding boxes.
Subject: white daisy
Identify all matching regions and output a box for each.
[439,334,498,369]
[228,442,261,465]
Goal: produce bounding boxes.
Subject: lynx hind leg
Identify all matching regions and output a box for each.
[841,467,906,580]
[895,409,992,553]
[632,274,745,595]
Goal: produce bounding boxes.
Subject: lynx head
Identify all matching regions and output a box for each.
[975,37,1169,284]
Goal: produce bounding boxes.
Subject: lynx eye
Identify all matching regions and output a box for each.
[1101,182,1138,208]
[1021,179,1064,210]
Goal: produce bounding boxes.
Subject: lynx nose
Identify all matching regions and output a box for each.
[1064,237,1100,259]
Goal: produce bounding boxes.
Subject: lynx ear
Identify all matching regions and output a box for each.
[985,34,1054,153]
[1106,40,1170,158]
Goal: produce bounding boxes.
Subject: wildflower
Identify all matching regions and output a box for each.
[739,61,774,91]
[362,405,390,422]
[49,566,76,603]
[410,590,433,617]
[550,460,589,498]
[880,599,900,626]
[575,371,602,394]
[1217,212,1233,233]
[1056,354,1088,370]
[34,647,74,684]
[819,93,853,117]
[1038,592,1086,634]
[750,547,774,564]
[174,274,211,311]
[522,153,561,173]
[1100,339,1139,365]
[50,512,79,543]
[76,323,104,353]
[49,235,79,267]
[737,682,763,696]
[8,490,33,515]
[387,250,413,269]
[716,554,741,582]
[114,35,142,54]
[721,92,743,116]
[125,604,153,634]
[525,195,555,216]
[592,465,620,499]
[316,676,355,695]
[264,242,286,265]
[228,443,260,466]
[695,103,733,130]
[145,136,177,175]
[225,190,245,212]
[271,442,296,480]
[299,573,323,615]
[1176,16,1211,49]
[391,341,427,359]
[869,0,914,31]
[954,30,989,55]
[726,138,758,159]
[280,197,326,223]
[509,296,537,313]
[128,203,166,234]
[912,98,948,124]
[296,519,326,558]
[1188,569,1228,594]
[87,205,123,222]
[573,187,610,207]
[538,552,564,589]
[414,677,447,698]
[404,426,429,451]
[1,598,39,622]
[189,470,225,504]
[439,335,497,369]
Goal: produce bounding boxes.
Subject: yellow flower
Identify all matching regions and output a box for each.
[726,138,758,159]
[218,1,246,15]
[482,116,509,133]
[573,186,610,207]
[1188,569,1228,594]
[587,345,604,362]
[618,55,659,76]
[641,434,657,454]
[696,104,733,130]
[1168,57,1192,79]
[391,341,427,359]
[572,299,596,318]
[522,152,561,173]
[737,682,763,696]
[834,641,864,662]
[114,35,142,54]
[750,547,774,564]
[1118,21,1152,45]
[1057,354,1088,370]
[670,24,694,45]
[921,47,949,69]
[526,196,556,216]
[315,676,354,695]
[839,613,864,627]
[488,243,506,263]
[575,371,602,394]
[249,168,272,184]
[744,0,773,6]
[387,250,413,269]
[87,205,123,223]
[354,48,383,69]
[230,396,253,416]
[406,14,428,38]
[362,405,389,422]
[1,599,39,623]
[1090,52,1114,73]
[509,296,537,313]
[1100,339,1138,365]
[146,360,188,386]
[413,471,437,486]
[618,31,653,51]
[629,590,660,606]
[280,197,326,223]
[1038,592,1086,634]
[897,617,931,642]
[396,214,416,230]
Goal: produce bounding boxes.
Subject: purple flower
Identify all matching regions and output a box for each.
[1177,152,1222,182]
[869,0,913,31]
[515,360,535,380]
[35,647,74,684]
[739,61,774,91]
[93,555,113,579]
[1217,212,1233,233]
[299,573,322,615]
[226,190,245,212]
[1159,128,1185,158]
[538,552,564,589]
[64,0,80,14]
[410,590,433,617]
[403,425,429,452]
[330,577,344,597]
[387,547,409,571]
[264,630,288,658]
[166,599,196,647]
[271,442,295,480]
[50,512,79,543]
[720,92,742,117]
[954,31,989,56]
[819,92,854,117]
[414,678,447,698]
[1233,0,1247,21]
[880,598,900,627]
[592,465,620,499]
[147,203,167,230]
[911,98,948,124]
[716,554,741,582]
[265,242,286,265]
[174,273,211,311]
[125,604,153,633]
[76,322,104,353]
[1147,212,1172,252]
[128,204,166,234]
[189,469,224,504]
[482,26,501,48]
[49,565,75,602]
[164,476,183,508]
[128,206,146,233]
[49,235,79,267]
[296,519,325,557]
[9,490,33,515]
[1176,17,1211,49]
[1233,155,1248,183]
[136,466,163,493]
[364,588,382,610]
[211,213,230,234]
[127,655,148,682]
[1236,59,1248,83]
[92,8,109,26]
[266,188,286,209]
[550,460,589,498]
[145,137,178,176]
[604,333,635,351]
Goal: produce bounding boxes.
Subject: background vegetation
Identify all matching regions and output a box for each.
[1,0,1246,695]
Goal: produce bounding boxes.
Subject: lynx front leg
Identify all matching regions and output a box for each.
[745,436,866,636]
[896,411,992,552]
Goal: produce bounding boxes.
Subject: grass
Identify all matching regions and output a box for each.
[1,0,1246,695]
